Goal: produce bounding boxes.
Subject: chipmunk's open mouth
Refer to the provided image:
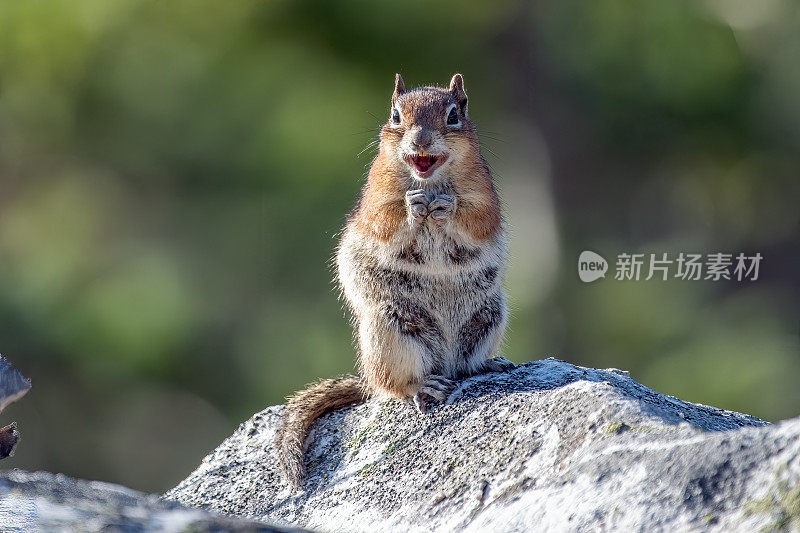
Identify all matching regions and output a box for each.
[406,152,447,178]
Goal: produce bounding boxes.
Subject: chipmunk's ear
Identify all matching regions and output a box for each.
[449,73,468,114]
[392,73,405,103]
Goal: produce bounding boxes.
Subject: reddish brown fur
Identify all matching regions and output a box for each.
[352,83,501,242]
[354,150,406,241]
[275,376,366,487]
[448,135,502,240]
[363,357,416,398]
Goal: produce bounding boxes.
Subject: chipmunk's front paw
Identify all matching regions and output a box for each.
[413,375,455,413]
[428,194,455,226]
[405,189,430,224]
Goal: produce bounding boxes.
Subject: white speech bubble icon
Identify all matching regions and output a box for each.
[578,251,608,282]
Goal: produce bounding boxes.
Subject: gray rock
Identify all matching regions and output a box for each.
[0,356,31,460]
[167,359,800,532]
[0,355,31,413]
[0,469,306,532]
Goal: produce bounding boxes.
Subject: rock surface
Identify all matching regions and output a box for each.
[0,469,305,532]
[167,359,800,532]
[0,355,31,413]
[0,356,31,460]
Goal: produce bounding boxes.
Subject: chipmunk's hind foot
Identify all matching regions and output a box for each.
[413,375,456,413]
[475,356,516,374]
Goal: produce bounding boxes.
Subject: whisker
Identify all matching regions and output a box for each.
[483,146,501,160]
[356,145,377,158]
[356,140,380,158]
[366,110,385,124]
[480,131,507,143]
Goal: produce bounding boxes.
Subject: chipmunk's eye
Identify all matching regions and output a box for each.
[391,108,401,125]
[446,105,460,127]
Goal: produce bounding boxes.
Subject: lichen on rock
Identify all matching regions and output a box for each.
[166,358,800,532]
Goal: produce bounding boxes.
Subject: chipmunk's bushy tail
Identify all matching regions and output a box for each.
[275,375,368,488]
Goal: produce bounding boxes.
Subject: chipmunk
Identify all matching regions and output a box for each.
[275,73,513,488]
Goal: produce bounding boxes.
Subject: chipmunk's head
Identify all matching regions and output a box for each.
[381,73,476,182]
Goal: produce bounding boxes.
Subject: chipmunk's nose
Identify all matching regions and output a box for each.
[410,127,433,152]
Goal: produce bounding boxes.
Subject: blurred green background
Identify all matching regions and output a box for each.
[1,0,798,493]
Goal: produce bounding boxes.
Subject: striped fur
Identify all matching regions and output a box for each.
[276,74,510,489]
